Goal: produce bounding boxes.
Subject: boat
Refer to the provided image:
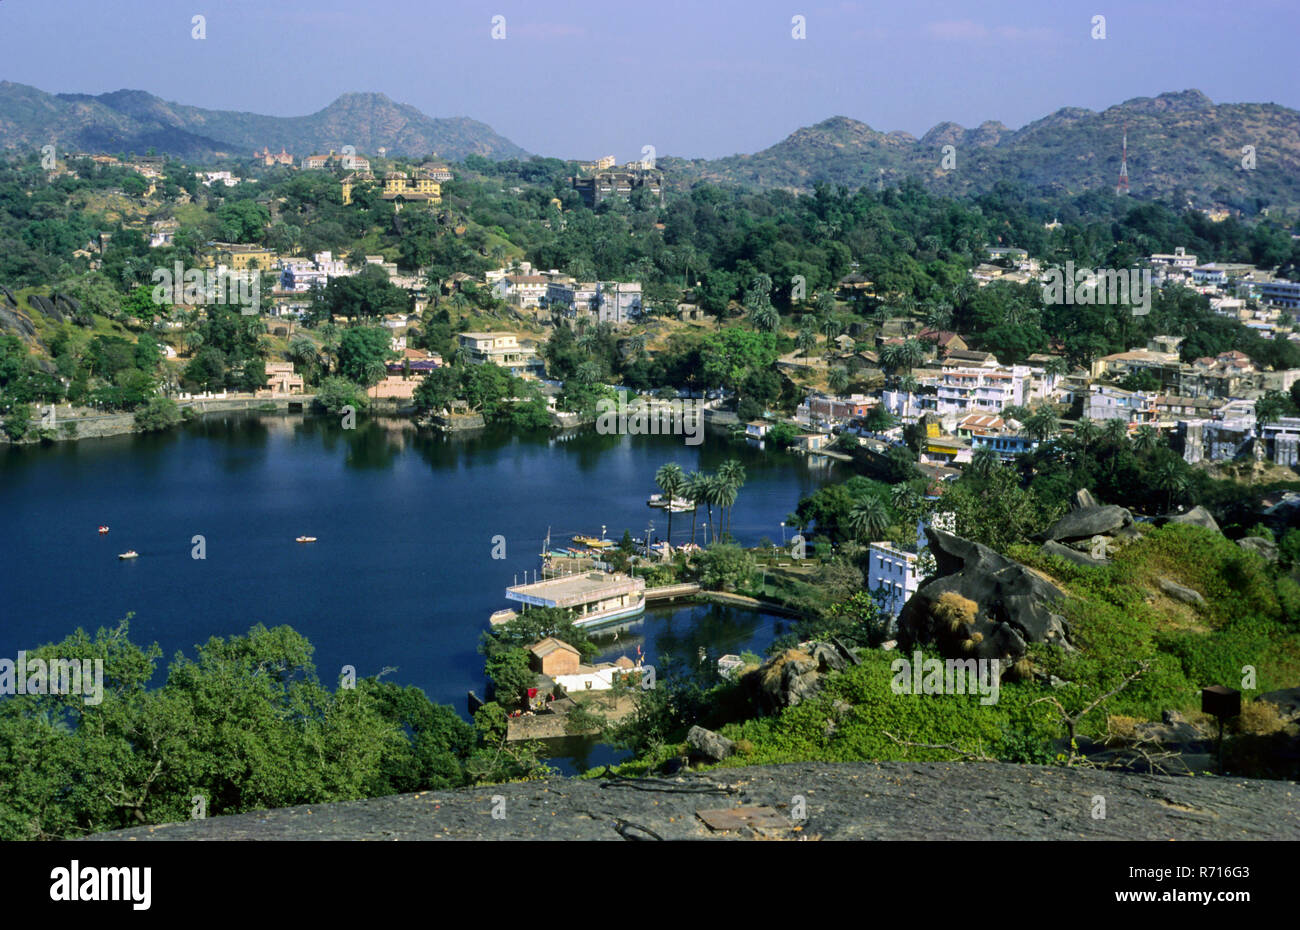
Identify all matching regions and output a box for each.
[572,534,615,550]
[648,494,693,513]
[118,550,138,560]
[295,536,317,543]
[98,526,110,534]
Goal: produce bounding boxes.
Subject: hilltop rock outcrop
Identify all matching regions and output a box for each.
[899,528,1071,662]
[1237,536,1279,562]
[743,641,858,714]
[1155,505,1222,535]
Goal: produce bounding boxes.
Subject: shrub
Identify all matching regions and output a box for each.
[133,396,182,432]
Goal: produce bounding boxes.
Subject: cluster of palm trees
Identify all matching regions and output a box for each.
[877,339,926,385]
[654,459,747,547]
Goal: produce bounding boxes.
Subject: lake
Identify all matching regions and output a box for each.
[0,414,845,771]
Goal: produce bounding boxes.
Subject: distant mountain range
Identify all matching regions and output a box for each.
[0,83,530,162]
[2,83,1299,210]
[663,90,1300,211]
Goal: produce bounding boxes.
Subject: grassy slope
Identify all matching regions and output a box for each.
[604,524,1300,775]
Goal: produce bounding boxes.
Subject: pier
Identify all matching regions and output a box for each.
[644,582,701,601]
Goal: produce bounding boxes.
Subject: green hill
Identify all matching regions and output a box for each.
[665,90,1300,213]
[0,83,530,163]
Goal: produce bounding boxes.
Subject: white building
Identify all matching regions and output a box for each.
[493,274,549,308]
[935,364,1029,415]
[278,251,354,292]
[1087,385,1158,425]
[545,281,641,324]
[1261,417,1300,466]
[1149,247,1198,271]
[458,332,546,377]
[867,542,920,618]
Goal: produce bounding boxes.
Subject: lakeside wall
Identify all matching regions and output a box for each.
[1,395,315,445]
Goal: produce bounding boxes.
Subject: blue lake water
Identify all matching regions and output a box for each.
[0,414,843,771]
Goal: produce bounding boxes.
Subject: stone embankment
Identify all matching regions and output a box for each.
[2,395,314,444]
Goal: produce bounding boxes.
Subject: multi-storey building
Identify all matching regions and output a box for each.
[867,542,921,618]
[572,167,663,207]
[1149,247,1198,271]
[1259,280,1300,311]
[545,281,641,324]
[935,364,1029,415]
[458,332,546,377]
[493,275,549,308]
[1086,385,1158,425]
[1261,417,1300,466]
[253,147,294,167]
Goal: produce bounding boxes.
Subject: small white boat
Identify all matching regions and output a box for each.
[98,525,110,534]
[295,536,317,543]
[118,550,138,560]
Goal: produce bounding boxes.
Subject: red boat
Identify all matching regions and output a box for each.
[98,526,110,534]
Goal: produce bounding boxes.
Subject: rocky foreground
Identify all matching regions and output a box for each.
[89,762,1299,841]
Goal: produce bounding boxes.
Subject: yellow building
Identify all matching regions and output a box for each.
[342,169,440,206]
[207,245,280,270]
[381,170,441,203]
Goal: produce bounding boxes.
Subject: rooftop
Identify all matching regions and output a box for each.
[507,572,644,609]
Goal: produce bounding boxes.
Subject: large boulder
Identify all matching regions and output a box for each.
[746,648,824,714]
[1258,687,1300,724]
[1237,536,1279,562]
[1070,488,1100,511]
[1156,505,1222,535]
[898,528,1071,662]
[1157,577,1205,606]
[686,725,735,763]
[1039,504,1134,543]
[1041,539,1109,568]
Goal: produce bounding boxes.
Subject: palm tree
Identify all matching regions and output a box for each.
[921,300,953,331]
[287,335,321,385]
[717,459,746,536]
[490,244,507,268]
[1152,457,1190,512]
[1024,406,1059,442]
[702,474,728,545]
[820,317,841,357]
[878,343,904,383]
[715,480,738,542]
[897,338,926,374]
[1133,425,1159,456]
[686,471,708,545]
[828,366,850,396]
[1044,356,1071,379]
[796,322,817,357]
[968,446,1001,480]
[1103,418,1129,446]
[1073,418,1101,449]
[846,496,890,543]
[750,301,780,332]
[655,463,685,543]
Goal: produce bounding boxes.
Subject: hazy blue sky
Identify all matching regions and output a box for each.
[2,0,1297,160]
